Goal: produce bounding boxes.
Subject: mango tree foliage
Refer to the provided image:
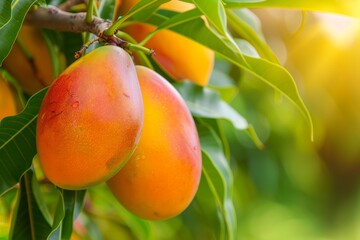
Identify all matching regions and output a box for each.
[0,0,353,239]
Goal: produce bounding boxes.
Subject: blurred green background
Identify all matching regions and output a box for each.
[231,9,360,240]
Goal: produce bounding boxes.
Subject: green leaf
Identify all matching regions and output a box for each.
[37,0,48,6]
[191,0,227,36]
[32,171,52,226]
[193,173,226,238]
[243,56,313,139]
[209,69,238,103]
[98,0,116,20]
[232,8,263,37]
[0,0,37,66]
[198,122,236,240]
[105,0,170,35]
[175,81,248,130]
[234,38,259,58]
[224,0,360,18]
[41,30,66,79]
[0,1,12,29]
[9,169,52,240]
[61,190,86,239]
[139,8,205,45]
[126,0,170,21]
[0,88,47,196]
[88,185,153,240]
[146,12,313,139]
[49,189,86,240]
[47,192,64,240]
[227,9,278,62]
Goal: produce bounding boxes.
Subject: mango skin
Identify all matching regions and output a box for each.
[107,66,202,220]
[3,26,55,94]
[120,0,214,86]
[36,46,144,190]
[0,76,17,120]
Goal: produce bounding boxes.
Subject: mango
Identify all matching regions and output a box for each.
[118,0,214,86]
[107,66,202,220]
[0,76,17,120]
[3,26,57,95]
[36,46,144,190]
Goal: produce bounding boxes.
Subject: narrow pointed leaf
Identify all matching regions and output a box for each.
[191,0,227,35]
[0,0,38,65]
[0,89,47,196]
[9,169,52,240]
[48,189,86,240]
[61,190,86,239]
[227,10,278,62]
[47,194,65,240]
[130,0,170,19]
[175,82,248,130]
[243,55,313,139]
[119,0,170,25]
[198,122,236,240]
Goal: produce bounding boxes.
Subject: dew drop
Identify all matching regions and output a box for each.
[71,101,79,108]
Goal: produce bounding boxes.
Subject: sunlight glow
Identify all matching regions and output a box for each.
[314,13,360,48]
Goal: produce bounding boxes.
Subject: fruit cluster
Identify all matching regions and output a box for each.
[36,45,203,220]
[1,0,214,221]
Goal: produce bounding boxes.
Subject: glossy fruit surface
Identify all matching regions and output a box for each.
[119,0,214,86]
[107,66,202,220]
[36,46,144,190]
[3,26,56,94]
[0,75,17,120]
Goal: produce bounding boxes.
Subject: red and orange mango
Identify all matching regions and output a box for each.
[36,46,144,190]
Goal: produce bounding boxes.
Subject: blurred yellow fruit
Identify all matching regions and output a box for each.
[3,26,57,94]
[118,0,214,86]
[0,75,17,120]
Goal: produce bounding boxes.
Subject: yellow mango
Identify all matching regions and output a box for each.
[107,66,202,220]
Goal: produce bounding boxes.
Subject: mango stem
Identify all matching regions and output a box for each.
[74,38,100,58]
[86,0,94,23]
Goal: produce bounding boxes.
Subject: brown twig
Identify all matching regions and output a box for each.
[25,6,111,36]
[74,38,101,58]
[24,5,154,57]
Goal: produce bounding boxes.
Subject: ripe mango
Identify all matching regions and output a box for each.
[118,0,214,86]
[36,46,144,190]
[107,66,202,220]
[0,76,17,120]
[3,26,58,94]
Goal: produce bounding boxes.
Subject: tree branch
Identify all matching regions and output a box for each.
[25,6,111,36]
[24,5,154,56]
